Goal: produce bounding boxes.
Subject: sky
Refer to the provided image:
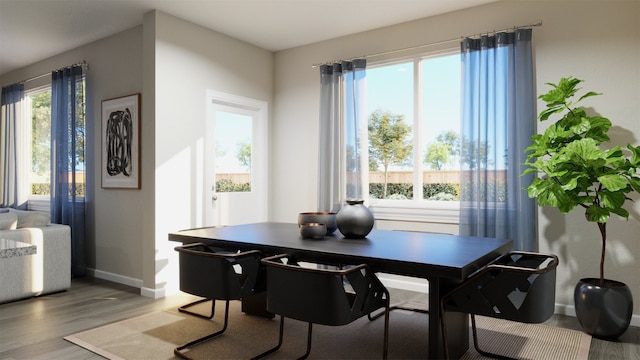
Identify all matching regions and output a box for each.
[366,53,461,169]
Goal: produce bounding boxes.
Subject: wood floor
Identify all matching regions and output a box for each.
[1,277,638,360]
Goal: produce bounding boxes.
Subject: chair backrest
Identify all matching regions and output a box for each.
[261,254,388,326]
[443,251,559,323]
[175,243,262,300]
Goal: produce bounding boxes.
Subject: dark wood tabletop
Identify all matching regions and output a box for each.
[168,222,513,359]
[168,222,512,281]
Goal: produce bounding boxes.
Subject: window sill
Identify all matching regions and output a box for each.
[368,200,459,224]
[27,196,50,212]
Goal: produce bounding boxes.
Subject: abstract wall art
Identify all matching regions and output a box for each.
[101,93,140,189]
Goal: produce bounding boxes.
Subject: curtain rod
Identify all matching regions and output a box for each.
[19,60,88,84]
[311,21,542,68]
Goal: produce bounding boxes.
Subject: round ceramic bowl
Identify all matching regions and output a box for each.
[298,212,337,235]
[299,223,327,240]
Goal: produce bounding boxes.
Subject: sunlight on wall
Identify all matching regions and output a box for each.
[27,228,44,293]
[155,142,206,295]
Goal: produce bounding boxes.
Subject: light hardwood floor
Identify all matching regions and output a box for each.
[1,277,638,359]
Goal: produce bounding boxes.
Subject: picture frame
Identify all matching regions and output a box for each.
[101,93,141,189]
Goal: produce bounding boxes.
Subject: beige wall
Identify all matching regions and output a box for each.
[271,0,640,322]
[1,26,145,284]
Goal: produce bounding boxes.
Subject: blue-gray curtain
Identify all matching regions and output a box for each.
[318,59,367,212]
[458,29,537,251]
[1,84,25,208]
[51,65,87,277]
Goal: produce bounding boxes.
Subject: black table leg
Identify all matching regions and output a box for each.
[429,277,469,359]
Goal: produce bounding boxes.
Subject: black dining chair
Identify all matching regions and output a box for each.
[252,254,391,360]
[175,227,229,320]
[173,242,265,360]
[440,251,559,360]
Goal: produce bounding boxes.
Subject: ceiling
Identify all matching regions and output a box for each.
[0,0,498,76]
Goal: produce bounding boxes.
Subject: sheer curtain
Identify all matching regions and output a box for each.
[51,65,87,277]
[317,59,367,212]
[1,84,25,208]
[458,29,537,251]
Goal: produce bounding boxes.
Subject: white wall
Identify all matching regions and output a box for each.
[271,0,640,320]
[146,11,273,296]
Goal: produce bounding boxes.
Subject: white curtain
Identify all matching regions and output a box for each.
[1,83,26,208]
[458,29,537,251]
[317,59,367,212]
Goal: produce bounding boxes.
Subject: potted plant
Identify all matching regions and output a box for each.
[522,77,640,339]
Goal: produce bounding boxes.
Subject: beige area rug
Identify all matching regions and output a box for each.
[64,300,591,360]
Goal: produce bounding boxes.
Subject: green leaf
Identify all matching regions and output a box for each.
[539,105,564,121]
[598,174,628,192]
[610,207,630,219]
[586,205,610,223]
[600,190,626,209]
[578,91,601,102]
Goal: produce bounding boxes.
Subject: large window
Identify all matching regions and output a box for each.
[24,76,86,208]
[26,86,52,198]
[366,52,461,207]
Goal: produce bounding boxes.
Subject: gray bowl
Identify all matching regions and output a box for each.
[300,223,326,240]
[298,212,337,235]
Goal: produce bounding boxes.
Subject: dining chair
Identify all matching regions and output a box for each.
[440,251,559,360]
[175,227,228,319]
[173,242,264,360]
[252,254,391,360]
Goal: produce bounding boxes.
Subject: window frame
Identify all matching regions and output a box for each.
[24,83,52,210]
[364,47,461,223]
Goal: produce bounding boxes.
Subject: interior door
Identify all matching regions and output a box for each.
[205,91,268,226]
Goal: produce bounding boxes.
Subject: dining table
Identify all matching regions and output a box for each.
[169,222,513,359]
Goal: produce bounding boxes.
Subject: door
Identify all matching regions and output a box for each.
[205,91,268,226]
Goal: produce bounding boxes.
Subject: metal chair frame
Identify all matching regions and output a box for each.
[252,254,391,360]
[173,243,263,360]
[440,251,559,360]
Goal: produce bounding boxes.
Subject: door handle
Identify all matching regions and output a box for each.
[212,194,218,201]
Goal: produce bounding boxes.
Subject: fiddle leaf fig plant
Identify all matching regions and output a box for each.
[522,77,640,285]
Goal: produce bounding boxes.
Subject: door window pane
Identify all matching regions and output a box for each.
[215,111,252,192]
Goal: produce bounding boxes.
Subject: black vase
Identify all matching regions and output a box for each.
[336,200,374,238]
[574,278,633,339]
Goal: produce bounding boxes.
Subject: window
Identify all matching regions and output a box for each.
[364,51,461,222]
[26,86,52,198]
[23,75,86,210]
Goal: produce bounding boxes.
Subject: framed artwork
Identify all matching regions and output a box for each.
[101,93,141,189]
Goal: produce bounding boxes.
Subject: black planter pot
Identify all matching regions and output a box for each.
[574,278,633,339]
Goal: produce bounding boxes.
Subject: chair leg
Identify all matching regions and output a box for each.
[179,298,215,319]
[174,300,230,360]
[470,314,517,360]
[382,300,390,359]
[250,315,285,360]
[298,322,313,360]
[440,303,452,360]
[368,302,428,321]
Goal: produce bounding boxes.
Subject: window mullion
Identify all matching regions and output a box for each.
[413,58,423,201]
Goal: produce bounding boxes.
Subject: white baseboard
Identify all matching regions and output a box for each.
[89,268,143,289]
[88,268,168,300]
[140,286,166,299]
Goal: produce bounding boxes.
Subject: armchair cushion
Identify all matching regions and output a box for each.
[8,209,50,228]
[0,212,18,230]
